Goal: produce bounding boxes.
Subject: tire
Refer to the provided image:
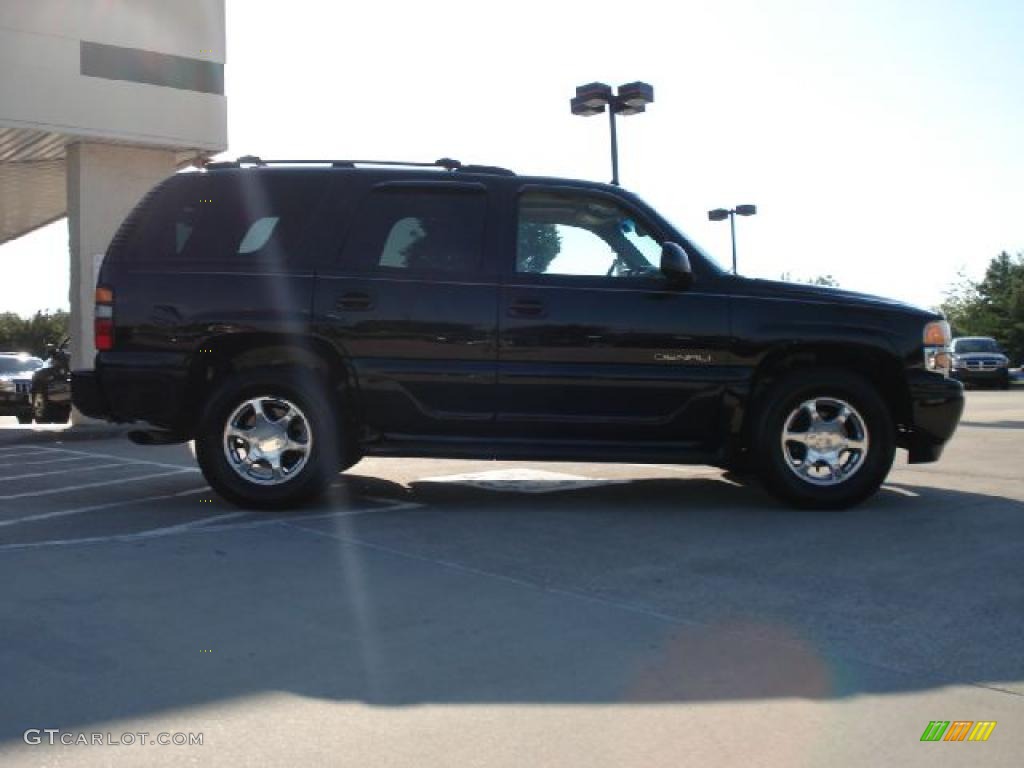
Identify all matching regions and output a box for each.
[753,369,895,510]
[32,392,70,424]
[16,412,32,425]
[193,367,347,509]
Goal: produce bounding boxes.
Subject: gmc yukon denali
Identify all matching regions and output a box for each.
[72,157,964,509]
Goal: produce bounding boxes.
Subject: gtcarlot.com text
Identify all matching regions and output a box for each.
[23,730,203,746]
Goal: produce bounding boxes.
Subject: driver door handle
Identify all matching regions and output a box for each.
[508,298,546,318]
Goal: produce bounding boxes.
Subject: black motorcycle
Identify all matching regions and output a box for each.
[31,338,72,424]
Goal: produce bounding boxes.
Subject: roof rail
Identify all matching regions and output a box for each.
[202,156,515,175]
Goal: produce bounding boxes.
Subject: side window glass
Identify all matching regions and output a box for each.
[135,174,327,262]
[237,216,280,254]
[516,191,661,278]
[341,189,487,274]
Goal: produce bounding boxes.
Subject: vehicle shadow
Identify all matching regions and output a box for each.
[959,420,1024,429]
[1,471,1022,742]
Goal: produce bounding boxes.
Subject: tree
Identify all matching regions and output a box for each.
[780,272,840,287]
[517,223,561,274]
[0,310,69,357]
[940,251,1024,364]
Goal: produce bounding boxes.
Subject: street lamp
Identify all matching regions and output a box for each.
[708,204,757,274]
[571,81,654,186]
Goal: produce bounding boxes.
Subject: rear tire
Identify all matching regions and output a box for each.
[32,393,69,423]
[194,367,347,509]
[754,369,895,510]
[16,413,32,424]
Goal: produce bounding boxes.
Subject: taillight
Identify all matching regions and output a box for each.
[95,286,114,351]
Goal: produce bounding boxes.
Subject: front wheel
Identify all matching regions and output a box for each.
[194,368,347,509]
[754,369,895,509]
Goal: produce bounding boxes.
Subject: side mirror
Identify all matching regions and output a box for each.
[660,242,694,288]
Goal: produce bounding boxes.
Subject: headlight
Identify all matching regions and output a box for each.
[923,320,951,375]
[951,355,965,369]
[0,380,14,393]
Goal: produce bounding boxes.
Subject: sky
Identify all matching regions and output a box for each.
[2,0,1023,315]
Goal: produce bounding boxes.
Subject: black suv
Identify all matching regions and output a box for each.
[73,157,964,509]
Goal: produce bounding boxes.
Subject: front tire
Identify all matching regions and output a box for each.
[754,369,895,510]
[194,368,346,509]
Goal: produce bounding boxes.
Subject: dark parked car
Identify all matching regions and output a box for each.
[73,157,964,509]
[950,336,1010,389]
[31,338,72,423]
[0,353,44,423]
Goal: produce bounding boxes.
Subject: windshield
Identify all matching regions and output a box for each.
[0,356,43,374]
[954,338,1001,354]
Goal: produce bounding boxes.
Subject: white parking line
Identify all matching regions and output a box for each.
[0,486,210,528]
[0,498,420,552]
[0,510,248,552]
[0,462,142,482]
[25,445,200,473]
[0,455,95,467]
[0,469,194,500]
[0,447,52,457]
[202,498,424,532]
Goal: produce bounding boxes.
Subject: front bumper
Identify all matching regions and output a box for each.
[905,371,964,463]
[0,390,31,416]
[952,367,1009,384]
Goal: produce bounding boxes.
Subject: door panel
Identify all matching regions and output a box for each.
[314,276,497,436]
[312,183,498,438]
[497,187,731,444]
[498,282,731,442]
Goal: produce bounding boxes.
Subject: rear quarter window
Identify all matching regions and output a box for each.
[115,172,329,267]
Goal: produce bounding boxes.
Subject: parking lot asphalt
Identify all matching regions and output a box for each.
[0,390,1021,767]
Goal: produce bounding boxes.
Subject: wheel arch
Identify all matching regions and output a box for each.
[730,342,911,458]
[181,333,358,434]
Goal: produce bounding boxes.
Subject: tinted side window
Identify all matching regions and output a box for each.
[131,173,327,263]
[341,189,487,274]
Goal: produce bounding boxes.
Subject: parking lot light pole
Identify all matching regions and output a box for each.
[708,204,757,274]
[571,81,654,186]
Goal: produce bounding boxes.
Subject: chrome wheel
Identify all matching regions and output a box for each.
[780,397,869,487]
[222,396,312,486]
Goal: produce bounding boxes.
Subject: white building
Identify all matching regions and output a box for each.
[0,0,227,374]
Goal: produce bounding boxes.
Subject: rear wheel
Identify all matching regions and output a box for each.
[754,369,895,509]
[16,412,32,424]
[194,368,348,509]
[33,393,70,423]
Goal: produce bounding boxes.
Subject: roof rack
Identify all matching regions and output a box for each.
[203,156,515,176]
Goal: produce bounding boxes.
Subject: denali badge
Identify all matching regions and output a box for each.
[654,352,712,363]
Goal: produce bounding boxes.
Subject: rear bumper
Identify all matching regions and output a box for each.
[72,351,190,429]
[905,371,964,463]
[71,370,109,419]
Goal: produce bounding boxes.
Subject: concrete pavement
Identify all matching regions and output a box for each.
[0,391,1021,766]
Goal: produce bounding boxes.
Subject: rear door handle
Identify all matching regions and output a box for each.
[507,298,546,318]
[336,292,373,311]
